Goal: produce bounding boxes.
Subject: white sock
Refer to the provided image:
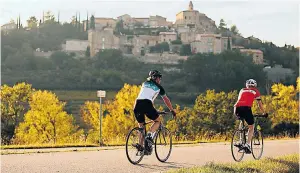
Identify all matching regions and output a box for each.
[151,132,155,138]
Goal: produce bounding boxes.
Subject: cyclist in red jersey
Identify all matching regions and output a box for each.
[234,79,266,154]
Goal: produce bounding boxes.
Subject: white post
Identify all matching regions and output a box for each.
[97,90,106,146]
[99,97,102,146]
[102,37,105,50]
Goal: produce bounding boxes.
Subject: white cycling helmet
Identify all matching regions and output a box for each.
[246,79,257,88]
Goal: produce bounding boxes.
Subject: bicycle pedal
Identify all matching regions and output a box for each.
[234,143,243,149]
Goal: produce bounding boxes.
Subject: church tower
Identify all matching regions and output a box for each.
[188,1,194,10]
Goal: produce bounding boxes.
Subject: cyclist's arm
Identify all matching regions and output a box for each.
[254,89,265,114]
[133,100,137,109]
[157,85,174,111]
[256,100,265,114]
[233,89,243,115]
[162,95,174,111]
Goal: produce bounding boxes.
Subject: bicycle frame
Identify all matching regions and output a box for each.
[238,115,263,144]
[139,118,165,141]
[126,112,173,164]
[137,114,169,153]
[238,119,247,145]
[231,114,267,162]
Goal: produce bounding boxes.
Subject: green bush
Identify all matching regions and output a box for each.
[171,39,182,45]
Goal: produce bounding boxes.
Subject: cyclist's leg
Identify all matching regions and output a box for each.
[138,123,145,146]
[150,116,161,133]
[244,107,254,145]
[247,125,254,144]
[145,104,160,136]
[134,100,146,147]
[235,107,243,143]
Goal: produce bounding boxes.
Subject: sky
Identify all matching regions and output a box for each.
[1,0,299,47]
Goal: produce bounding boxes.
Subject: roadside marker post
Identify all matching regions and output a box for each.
[97,90,106,146]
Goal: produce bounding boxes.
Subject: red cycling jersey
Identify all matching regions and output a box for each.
[234,87,261,107]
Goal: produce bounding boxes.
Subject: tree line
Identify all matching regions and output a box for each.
[2,47,297,96]
[1,81,299,145]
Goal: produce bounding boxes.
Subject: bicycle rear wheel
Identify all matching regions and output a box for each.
[251,130,264,160]
[125,127,144,164]
[154,127,172,162]
[231,130,245,162]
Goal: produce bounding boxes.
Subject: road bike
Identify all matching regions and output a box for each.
[231,113,268,162]
[125,111,173,164]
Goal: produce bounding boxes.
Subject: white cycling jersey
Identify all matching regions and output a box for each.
[136,79,166,102]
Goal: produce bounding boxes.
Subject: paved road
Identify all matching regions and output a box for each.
[1,140,298,173]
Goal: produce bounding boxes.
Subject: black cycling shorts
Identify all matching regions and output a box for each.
[134,99,159,123]
[236,106,254,125]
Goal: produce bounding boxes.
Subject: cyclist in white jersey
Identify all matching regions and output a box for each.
[133,70,176,150]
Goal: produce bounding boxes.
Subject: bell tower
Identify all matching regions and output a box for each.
[188,1,194,10]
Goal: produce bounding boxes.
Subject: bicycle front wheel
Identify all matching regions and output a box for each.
[125,127,144,164]
[154,127,172,162]
[251,130,264,160]
[231,130,245,162]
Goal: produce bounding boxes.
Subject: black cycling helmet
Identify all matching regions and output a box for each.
[149,70,162,80]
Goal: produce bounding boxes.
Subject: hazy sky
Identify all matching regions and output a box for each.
[1,0,299,47]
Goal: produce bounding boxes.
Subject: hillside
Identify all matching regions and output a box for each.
[1,13,298,93]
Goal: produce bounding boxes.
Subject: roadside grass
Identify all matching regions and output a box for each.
[0,141,198,150]
[0,143,99,149]
[168,154,299,173]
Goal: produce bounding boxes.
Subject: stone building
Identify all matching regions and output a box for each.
[117,14,136,29]
[181,31,197,44]
[149,15,172,28]
[175,1,217,34]
[1,22,17,34]
[190,34,232,54]
[240,49,264,64]
[83,17,116,31]
[88,28,120,57]
[132,35,160,55]
[159,32,177,43]
[133,18,149,26]
[65,39,89,52]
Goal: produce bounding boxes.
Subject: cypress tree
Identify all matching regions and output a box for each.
[227,37,231,50]
[57,11,60,24]
[90,15,95,29]
[86,12,89,31]
[75,12,78,28]
[18,14,21,29]
[16,17,19,29]
[78,12,81,31]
